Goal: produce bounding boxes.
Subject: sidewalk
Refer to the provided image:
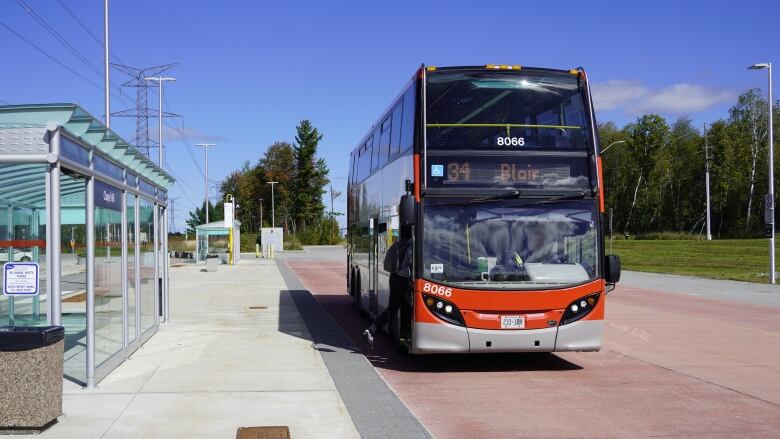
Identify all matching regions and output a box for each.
[619,270,780,307]
[26,258,359,438]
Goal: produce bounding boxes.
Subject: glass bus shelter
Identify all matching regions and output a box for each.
[0,104,174,387]
[195,220,241,264]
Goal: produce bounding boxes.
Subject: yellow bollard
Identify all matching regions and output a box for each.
[228,227,234,265]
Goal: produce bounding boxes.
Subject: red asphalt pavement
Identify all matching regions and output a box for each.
[285,259,780,438]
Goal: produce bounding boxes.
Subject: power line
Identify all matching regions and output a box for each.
[0,21,132,112]
[111,63,178,158]
[1,21,105,91]
[0,98,11,105]
[164,162,202,196]
[134,0,210,147]
[15,0,105,79]
[167,119,206,180]
[55,0,124,64]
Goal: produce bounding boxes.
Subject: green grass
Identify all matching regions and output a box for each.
[610,239,779,283]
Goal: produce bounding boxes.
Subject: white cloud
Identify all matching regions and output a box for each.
[629,83,736,114]
[592,79,736,116]
[161,125,224,143]
[591,80,649,111]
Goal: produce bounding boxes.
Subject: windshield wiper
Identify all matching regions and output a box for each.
[433,190,589,207]
[473,190,588,204]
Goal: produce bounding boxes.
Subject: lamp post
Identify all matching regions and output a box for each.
[748,62,775,284]
[267,182,278,228]
[196,143,216,223]
[103,0,110,127]
[601,140,626,153]
[143,76,176,167]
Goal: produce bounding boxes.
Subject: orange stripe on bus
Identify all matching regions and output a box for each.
[597,156,605,213]
[0,240,46,248]
[413,153,421,202]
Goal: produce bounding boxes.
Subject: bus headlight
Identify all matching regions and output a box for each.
[423,294,465,326]
[560,293,600,325]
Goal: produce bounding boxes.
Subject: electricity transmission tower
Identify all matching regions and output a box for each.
[110,63,179,158]
[169,197,180,234]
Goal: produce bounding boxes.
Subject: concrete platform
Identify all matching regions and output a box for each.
[18,258,359,439]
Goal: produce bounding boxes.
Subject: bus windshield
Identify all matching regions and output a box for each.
[422,199,598,289]
[426,69,592,151]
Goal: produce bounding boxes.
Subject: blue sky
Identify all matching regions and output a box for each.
[1,0,777,231]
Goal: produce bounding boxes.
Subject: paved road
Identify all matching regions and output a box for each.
[280,247,780,438]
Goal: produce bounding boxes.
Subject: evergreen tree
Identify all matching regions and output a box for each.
[185,201,223,234]
[292,120,329,231]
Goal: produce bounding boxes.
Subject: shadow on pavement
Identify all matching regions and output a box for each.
[277,289,361,355]
[290,288,583,374]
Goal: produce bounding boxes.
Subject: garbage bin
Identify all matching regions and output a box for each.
[0,326,65,432]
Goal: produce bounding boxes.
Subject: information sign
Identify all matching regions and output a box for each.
[3,263,40,296]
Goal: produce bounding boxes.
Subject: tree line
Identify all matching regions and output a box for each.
[601,88,779,238]
[186,120,340,245]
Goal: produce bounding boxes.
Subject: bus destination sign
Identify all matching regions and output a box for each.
[427,156,588,189]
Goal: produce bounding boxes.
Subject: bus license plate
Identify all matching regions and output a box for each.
[501,315,525,329]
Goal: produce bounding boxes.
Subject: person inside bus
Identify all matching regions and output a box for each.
[362,225,413,349]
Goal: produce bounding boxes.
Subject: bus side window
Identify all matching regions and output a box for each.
[358,140,371,182]
[371,127,381,172]
[349,152,356,184]
[400,85,416,153]
[377,115,392,168]
[389,102,403,158]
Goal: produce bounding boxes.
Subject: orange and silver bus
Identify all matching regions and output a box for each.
[347,64,621,354]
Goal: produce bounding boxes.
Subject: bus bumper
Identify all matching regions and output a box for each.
[412,320,603,354]
[554,320,603,352]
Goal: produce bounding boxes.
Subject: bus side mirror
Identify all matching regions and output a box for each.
[399,195,415,227]
[605,255,621,284]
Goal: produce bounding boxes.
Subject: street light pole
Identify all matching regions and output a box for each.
[267,182,278,229]
[748,62,775,283]
[143,77,176,167]
[601,140,626,153]
[196,143,216,223]
[103,0,110,127]
[704,123,712,241]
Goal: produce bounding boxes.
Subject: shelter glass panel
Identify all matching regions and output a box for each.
[139,180,156,198]
[127,195,136,343]
[0,164,47,328]
[60,137,90,167]
[60,169,87,385]
[139,199,156,333]
[94,155,123,183]
[94,180,123,366]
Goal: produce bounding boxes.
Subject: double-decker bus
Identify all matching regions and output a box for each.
[347,64,620,354]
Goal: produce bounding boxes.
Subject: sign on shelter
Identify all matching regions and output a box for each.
[3,263,40,296]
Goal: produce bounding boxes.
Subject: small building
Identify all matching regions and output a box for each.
[0,104,174,387]
[195,220,241,264]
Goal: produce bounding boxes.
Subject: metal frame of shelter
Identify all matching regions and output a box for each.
[0,104,174,387]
